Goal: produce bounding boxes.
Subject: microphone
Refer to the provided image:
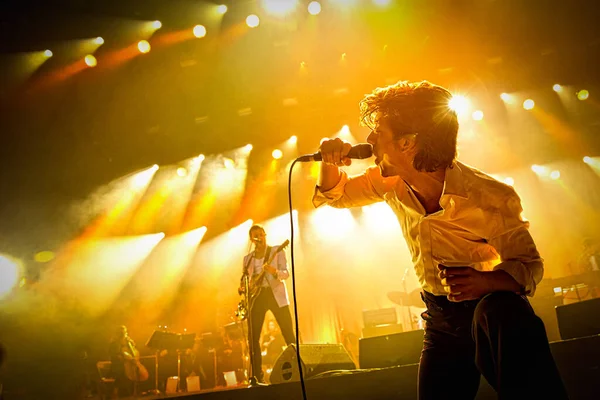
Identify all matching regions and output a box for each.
[296,143,373,162]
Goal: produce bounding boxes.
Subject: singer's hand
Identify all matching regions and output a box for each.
[319,138,353,166]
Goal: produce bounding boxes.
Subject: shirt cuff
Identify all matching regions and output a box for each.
[312,171,349,208]
[493,260,536,296]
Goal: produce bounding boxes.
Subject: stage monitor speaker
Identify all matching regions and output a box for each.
[555,297,600,339]
[359,329,424,369]
[270,344,356,384]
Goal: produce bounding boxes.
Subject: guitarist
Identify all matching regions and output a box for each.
[241,224,296,384]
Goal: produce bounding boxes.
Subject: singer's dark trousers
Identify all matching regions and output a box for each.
[418,291,568,400]
[249,288,295,381]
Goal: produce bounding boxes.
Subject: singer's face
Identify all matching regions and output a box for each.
[367,118,404,177]
[367,116,418,178]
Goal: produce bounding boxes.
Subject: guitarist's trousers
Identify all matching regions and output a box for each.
[249,288,296,381]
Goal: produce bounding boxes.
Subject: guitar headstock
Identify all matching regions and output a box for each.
[277,239,290,251]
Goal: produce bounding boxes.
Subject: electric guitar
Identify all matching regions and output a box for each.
[248,240,290,299]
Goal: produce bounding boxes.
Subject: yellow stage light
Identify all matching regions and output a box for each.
[94,37,105,45]
[44,49,53,57]
[553,84,562,93]
[500,93,511,102]
[246,14,260,28]
[550,170,560,180]
[34,250,55,263]
[373,0,392,6]
[193,25,207,38]
[0,254,21,300]
[138,40,151,53]
[244,144,253,152]
[152,20,162,29]
[583,156,592,164]
[217,4,228,14]
[308,1,321,15]
[504,177,515,186]
[272,149,283,159]
[224,158,235,169]
[531,164,547,175]
[472,110,484,121]
[84,54,97,67]
[577,90,589,101]
[448,95,469,115]
[523,99,535,110]
[197,154,205,162]
[262,0,298,16]
[288,135,297,145]
[177,167,188,177]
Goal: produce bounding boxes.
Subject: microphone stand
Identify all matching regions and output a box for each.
[241,270,262,387]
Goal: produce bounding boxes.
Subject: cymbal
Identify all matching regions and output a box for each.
[387,290,423,308]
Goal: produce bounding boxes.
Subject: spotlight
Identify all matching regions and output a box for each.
[288,135,298,145]
[550,170,560,180]
[577,90,589,101]
[500,93,511,102]
[84,54,97,67]
[523,99,535,110]
[246,14,260,28]
[262,0,298,16]
[308,1,321,15]
[583,156,592,164]
[553,84,562,93]
[472,110,484,121]
[373,0,392,6]
[531,164,546,175]
[193,25,207,38]
[44,49,53,57]
[223,158,235,169]
[448,95,469,116]
[152,20,162,29]
[504,177,515,186]
[177,167,188,177]
[244,144,253,152]
[94,37,105,45]
[138,40,151,54]
[217,4,228,14]
[272,149,283,159]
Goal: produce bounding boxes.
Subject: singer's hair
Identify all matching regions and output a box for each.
[359,80,458,172]
[248,224,265,237]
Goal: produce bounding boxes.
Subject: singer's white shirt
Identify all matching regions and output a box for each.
[312,161,544,297]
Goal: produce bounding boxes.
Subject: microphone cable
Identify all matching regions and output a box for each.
[286,157,308,400]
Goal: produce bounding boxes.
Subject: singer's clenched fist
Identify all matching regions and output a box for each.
[319,138,353,166]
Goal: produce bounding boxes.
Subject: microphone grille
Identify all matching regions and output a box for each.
[352,143,373,159]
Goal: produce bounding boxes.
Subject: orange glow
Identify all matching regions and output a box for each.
[530,107,586,155]
[102,43,147,69]
[153,29,196,46]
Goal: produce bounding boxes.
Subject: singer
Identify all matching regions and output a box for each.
[312,80,567,399]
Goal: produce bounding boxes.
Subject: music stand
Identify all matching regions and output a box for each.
[146,331,174,395]
[146,331,196,393]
